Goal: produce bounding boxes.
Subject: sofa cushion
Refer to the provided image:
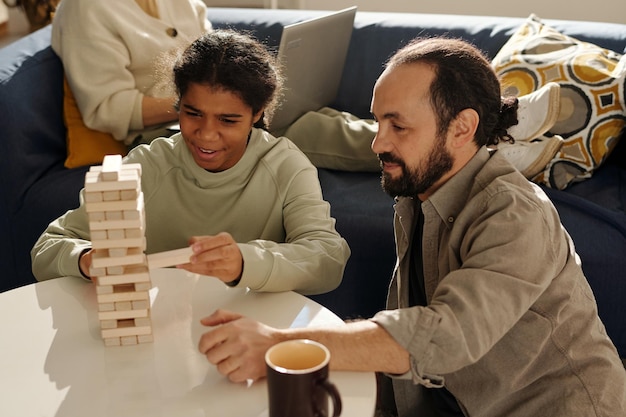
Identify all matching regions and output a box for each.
[492,14,626,190]
[309,168,396,319]
[541,168,626,357]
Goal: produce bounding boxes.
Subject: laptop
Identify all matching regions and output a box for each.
[268,6,357,135]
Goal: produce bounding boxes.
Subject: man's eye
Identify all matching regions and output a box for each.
[185,111,201,118]
[221,118,237,124]
[392,124,405,131]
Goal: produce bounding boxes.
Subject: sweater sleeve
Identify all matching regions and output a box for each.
[31,195,93,281]
[235,146,351,295]
[192,0,213,31]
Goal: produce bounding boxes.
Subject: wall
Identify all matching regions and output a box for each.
[311,0,625,24]
[204,0,626,25]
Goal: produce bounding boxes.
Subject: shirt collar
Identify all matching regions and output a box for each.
[425,146,491,226]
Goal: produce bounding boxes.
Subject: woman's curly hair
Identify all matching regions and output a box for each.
[157,29,284,129]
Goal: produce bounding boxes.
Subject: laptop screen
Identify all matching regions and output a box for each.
[269,6,357,135]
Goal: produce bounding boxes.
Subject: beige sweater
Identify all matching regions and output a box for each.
[51,0,210,144]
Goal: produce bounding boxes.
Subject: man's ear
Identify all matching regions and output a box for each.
[449,108,479,148]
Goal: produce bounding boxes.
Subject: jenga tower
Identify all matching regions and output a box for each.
[84,155,153,346]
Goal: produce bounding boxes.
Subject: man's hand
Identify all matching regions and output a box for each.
[198,309,281,382]
[178,233,244,284]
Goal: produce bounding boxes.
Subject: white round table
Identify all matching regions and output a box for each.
[0,268,376,416]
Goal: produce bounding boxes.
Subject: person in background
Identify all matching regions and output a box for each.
[195,37,626,417]
[51,0,211,146]
[32,29,350,296]
[2,0,61,32]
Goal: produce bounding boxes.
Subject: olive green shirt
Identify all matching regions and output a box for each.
[372,147,626,416]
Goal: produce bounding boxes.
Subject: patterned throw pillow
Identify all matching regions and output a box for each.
[492,14,626,190]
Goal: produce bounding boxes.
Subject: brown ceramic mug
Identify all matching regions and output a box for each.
[265,339,342,417]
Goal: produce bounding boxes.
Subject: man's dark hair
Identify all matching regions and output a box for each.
[387,37,518,146]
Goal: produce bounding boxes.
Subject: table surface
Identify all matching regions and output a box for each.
[0,268,376,417]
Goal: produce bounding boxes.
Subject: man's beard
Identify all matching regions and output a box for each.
[378,137,453,198]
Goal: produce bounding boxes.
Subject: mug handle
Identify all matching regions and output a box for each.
[315,379,342,417]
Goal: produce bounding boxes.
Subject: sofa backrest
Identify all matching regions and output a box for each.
[0,27,69,291]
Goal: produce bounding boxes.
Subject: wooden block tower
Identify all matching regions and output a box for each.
[84,154,153,346]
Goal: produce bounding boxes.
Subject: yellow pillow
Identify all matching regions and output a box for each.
[492,14,626,190]
[63,77,128,169]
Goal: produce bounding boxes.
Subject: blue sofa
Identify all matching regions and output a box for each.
[1,8,624,359]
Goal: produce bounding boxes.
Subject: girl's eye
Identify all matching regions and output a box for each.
[220,118,237,124]
[392,124,405,132]
[185,111,202,118]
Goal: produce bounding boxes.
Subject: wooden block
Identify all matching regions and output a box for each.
[134,282,151,292]
[100,319,118,329]
[114,283,136,292]
[92,247,111,261]
[104,210,124,220]
[147,247,193,269]
[102,190,121,201]
[115,301,132,311]
[86,199,138,213]
[84,191,103,203]
[108,248,129,258]
[96,290,149,304]
[96,285,113,295]
[84,170,140,192]
[138,334,154,344]
[121,336,138,346]
[123,192,144,220]
[123,209,141,220]
[132,299,150,310]
[88,211,106,222]
[101,154,123,181]
[98,302,115,312]
[90,162,142,176]
[106,265,126,276]
[91,248,145,268]
[125,228,142,239]
[104,337,121,347]
[107,229,126,240]
[91,230,108,241]
[134,317,152,327]
[124,163,142,176]
[89,266,107,277]
[98,309,149,321]
[101,323,152,339]
[89,218,143,231]
[120,188,140,201]
[97,265,150,286]
[92,236,145,250]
